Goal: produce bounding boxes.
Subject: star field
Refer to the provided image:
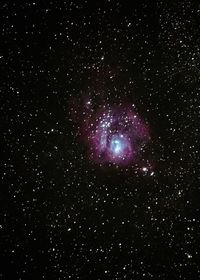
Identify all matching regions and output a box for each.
[1,0,200,279]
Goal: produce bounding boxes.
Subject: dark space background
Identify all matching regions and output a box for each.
[1,0,200,279]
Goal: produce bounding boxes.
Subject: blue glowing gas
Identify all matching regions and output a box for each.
[110,135,126,157]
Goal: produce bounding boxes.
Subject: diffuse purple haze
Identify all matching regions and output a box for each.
[81,104,150,166]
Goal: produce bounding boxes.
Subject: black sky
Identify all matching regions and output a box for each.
[1,0,200,279]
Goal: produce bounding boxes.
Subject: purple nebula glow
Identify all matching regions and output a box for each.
[81,104,150,166]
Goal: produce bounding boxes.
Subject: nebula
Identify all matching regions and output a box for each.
[80,103,150,167]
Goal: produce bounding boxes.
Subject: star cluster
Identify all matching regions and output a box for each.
[81,104,150,167]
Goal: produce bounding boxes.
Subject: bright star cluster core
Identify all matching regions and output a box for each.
[81,104,150,166]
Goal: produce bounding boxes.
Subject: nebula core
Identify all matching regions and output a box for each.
[81,104,150,166]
